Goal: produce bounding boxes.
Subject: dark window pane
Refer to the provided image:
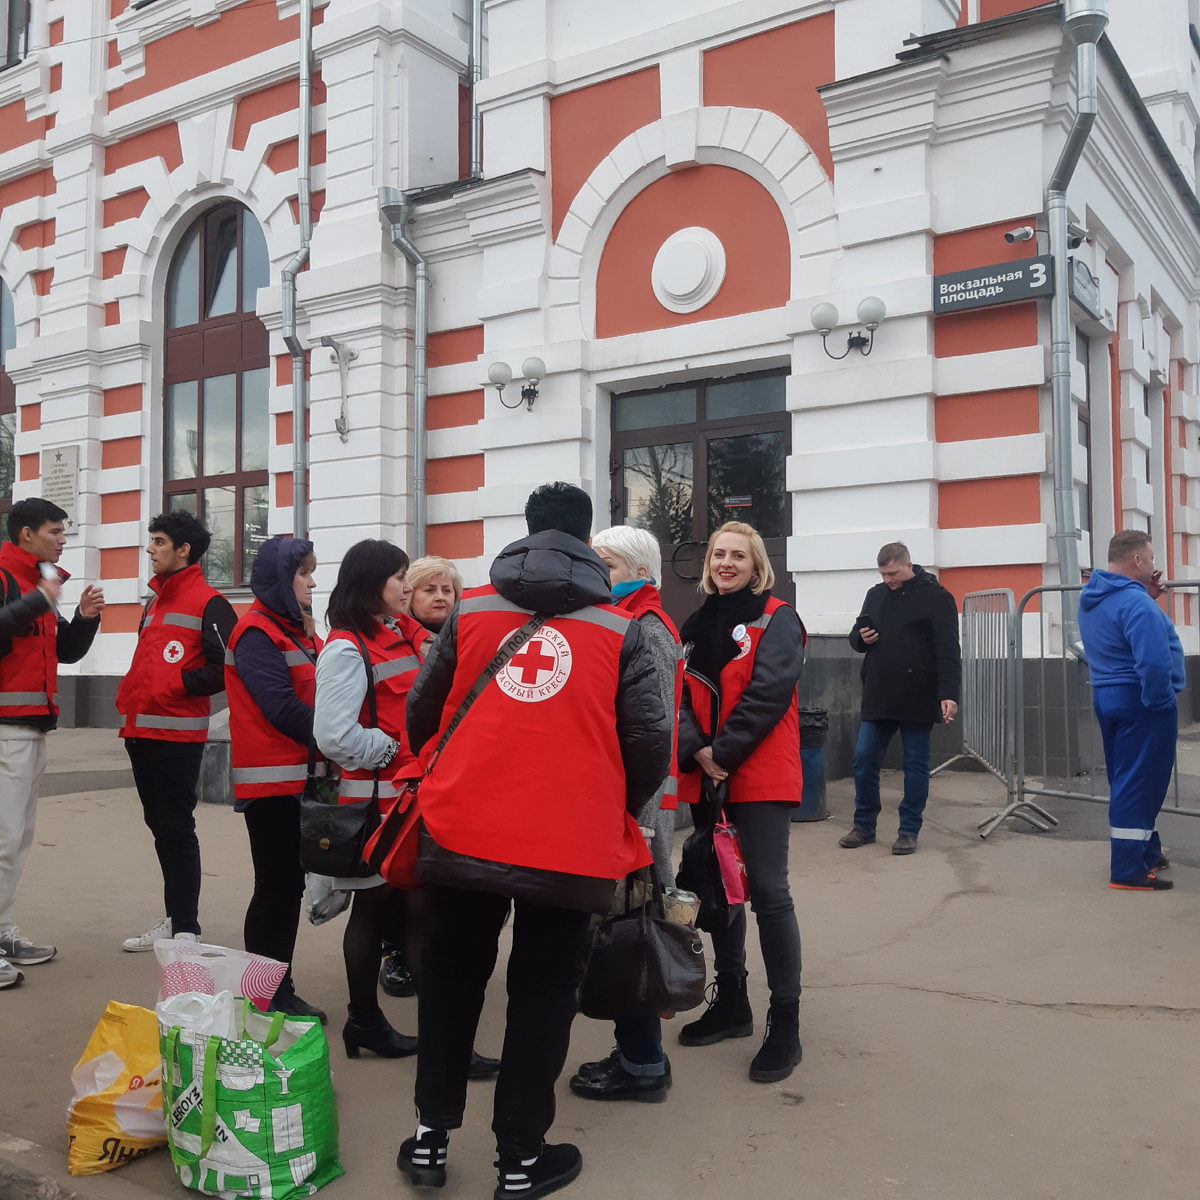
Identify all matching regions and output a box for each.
[167,230,200,328]
[707,432,787,538]
[0,409,13,508]
[166,381,198,481]
[1077,483,1090,533]
[168,492,198,517]
[242,213,269,314]
[615,388,696,431]
[1077,414,1088,447]
[242,484,269,581]
[705,376,786,422]
[203,374,237,475]
[623,443,693,545]
[205,209,238,318]
[203,486,236,587]
[240,367,269,472]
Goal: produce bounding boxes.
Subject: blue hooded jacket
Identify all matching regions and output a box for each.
[1077,569,1184,711]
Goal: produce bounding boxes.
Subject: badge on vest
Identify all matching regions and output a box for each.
[163,640,185,664]
[731,624,751,660]
[496,626,572,703]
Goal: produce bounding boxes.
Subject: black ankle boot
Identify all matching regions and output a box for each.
[749,1000,802,1083]
[494,1143,582,1200]
[397,1127,449,1188]
[468,1049,501,1080]
[678,972,753,1046]
[342,1008,417,1058]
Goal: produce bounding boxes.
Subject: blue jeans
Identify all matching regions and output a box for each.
[614,1016,664,1076]
[851,720,933,839]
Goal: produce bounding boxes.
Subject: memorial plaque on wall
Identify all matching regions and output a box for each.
[41,445,79,532]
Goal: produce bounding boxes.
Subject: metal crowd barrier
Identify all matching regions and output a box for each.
[971,581,1200,838]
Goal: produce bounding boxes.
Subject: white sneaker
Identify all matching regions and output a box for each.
[0,926,56,965]
[123,916,172,952]
[0,956,23,989]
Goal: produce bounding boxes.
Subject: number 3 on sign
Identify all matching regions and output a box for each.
[1028,262,1047,289]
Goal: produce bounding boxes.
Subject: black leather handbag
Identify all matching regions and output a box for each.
[578,867,707,1021]
[299,632,381,879]
[675,776,738,932]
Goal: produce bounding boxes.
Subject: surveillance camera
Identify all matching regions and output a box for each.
[1004,226,1035,244]
[1067,221,1087,249]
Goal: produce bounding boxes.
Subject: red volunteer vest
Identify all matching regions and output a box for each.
[0,542,62,720]
[225,600,324,801]
[326,613,429,804]
[678,596,803,806]
[617,584,684,810]
[417,586,653,880]
[116,564,222,743]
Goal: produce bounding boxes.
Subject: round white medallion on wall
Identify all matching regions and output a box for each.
[651,227,727,314]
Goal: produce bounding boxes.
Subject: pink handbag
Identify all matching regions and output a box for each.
[712,816,748,906]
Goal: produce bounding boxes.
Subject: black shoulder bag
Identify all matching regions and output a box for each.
[299,631,388,878]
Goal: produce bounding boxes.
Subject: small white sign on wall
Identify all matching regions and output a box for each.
[40,444,79,532]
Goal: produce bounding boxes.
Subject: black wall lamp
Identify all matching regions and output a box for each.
[487,357,546,411]
[811,297,886,359]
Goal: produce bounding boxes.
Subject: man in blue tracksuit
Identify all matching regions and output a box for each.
[1077,529,1184,891]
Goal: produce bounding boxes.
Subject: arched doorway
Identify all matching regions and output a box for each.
[162,203,270,588]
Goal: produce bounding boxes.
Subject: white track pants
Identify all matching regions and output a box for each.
[0,726,47,930]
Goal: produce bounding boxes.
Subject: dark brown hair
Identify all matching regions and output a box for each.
[326,539,408,635]
[876,541,911,568]
[1107,529,1152,565]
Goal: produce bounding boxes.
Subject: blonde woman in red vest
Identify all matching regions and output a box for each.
[225,535,325,1023]
[569,524,683,1104]
[117,511,237,951]
[676,521,805,1083]
[314,539,427,1059]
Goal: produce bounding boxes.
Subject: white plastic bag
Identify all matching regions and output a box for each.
[155,938,287,1012]
[154,990,237,1041]
[305,873,351,927]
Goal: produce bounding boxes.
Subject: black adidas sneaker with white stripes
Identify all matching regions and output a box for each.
[494,1142,582,1200]
[397,1128,449,1188]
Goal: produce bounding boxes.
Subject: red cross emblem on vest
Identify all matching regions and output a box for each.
[497,625,572,702]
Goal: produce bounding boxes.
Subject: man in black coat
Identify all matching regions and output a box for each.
[840,542,961,855]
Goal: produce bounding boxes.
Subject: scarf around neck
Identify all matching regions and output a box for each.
[680,586,770,692]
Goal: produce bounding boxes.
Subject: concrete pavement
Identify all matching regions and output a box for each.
[1,728,1198,1200]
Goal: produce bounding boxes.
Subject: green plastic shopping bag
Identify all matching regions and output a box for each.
[160,1000,343,1199]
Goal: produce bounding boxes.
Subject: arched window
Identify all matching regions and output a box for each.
[0,280,15,518]
[163,203,270,588]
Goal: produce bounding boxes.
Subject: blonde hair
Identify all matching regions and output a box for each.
[700,521,775,595]
[402,556,464,614]
[591,525,662,587]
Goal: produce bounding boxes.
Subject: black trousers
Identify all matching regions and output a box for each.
[125,738,205,936]
[242,794,305,1002]
[415,884,592,1157]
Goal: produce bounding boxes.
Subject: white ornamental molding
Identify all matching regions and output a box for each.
[547,106,839,341]
[651,226,726,314]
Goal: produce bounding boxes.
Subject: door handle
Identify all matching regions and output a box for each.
[671,541,703,582]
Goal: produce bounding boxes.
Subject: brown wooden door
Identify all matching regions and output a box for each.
[609,370,793,630]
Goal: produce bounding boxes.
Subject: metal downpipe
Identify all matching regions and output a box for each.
[381,196,428,558]
[470,0,483,178]
[281,0,313,538]
[1048,2,1106,658]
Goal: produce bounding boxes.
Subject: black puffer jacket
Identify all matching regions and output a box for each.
[407,529,672,912]
[850,565,961,724]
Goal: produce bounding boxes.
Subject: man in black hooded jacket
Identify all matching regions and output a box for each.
[840,542,960,855]
[399,482,670,1200]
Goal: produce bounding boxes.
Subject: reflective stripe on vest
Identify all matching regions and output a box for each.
[339,776,403,800]
[0,691,50,706]
[284,649,315,667]
[136,713,210,731]
[373,656,422,684]
[459,592,630,636]
[232,762,325,785]
[662,776,678,796]
[163,613,204,629]
[459,594,526,616]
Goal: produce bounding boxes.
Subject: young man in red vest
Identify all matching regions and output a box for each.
[0,498,104,988]
[116,512,236,951]
[400,483,672,1199]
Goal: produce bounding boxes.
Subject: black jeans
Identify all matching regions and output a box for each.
[242,794,305,1002]
[709,801,802,1005]
[125,738,205,936]
[344,883,407,1021]
[415,884,592,1157]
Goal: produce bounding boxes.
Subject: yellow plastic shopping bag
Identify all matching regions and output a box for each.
[67,1001,167,1176]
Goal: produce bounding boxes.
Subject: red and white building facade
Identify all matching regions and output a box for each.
[1,0,1200,713]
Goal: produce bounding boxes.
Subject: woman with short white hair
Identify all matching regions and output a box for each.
[568,523,683,1105]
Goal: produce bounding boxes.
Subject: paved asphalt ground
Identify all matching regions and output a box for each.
[1,728,1198,1200]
